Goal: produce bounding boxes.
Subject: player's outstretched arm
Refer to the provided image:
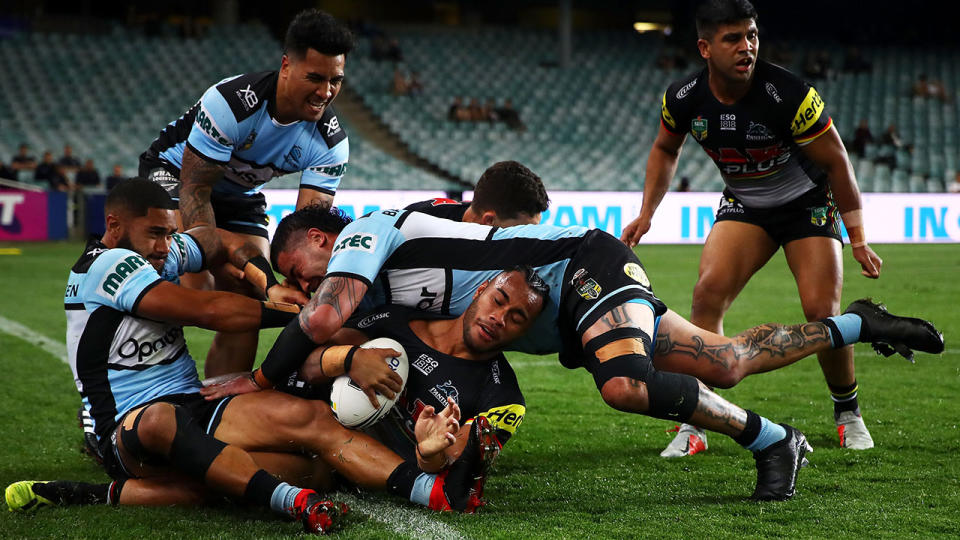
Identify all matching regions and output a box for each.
[179,146,223,230]
[135,281,298,331]
[622,124,685,247]
[801,125,882,278]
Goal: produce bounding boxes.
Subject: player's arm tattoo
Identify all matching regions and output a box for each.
[299,276,367,342]
[654,322,831,369]
[179,148,223,230]
[596,305,635,331]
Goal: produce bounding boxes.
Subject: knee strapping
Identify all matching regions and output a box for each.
[644,370,700,422]
[119,407,150,462]
[588,329,654,389]
[169,405,228,479]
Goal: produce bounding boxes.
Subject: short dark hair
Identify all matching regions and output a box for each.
[284,9,355,59]
[270,204,354,269]
[507,264,550,307]
[471,161,550,220]
[695,0,758,40]
[105,177,176,217]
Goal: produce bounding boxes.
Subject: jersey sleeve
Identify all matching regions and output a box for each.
[788,84,832,146]
[83,249,163,313]
[185,85,240,164]
[660,89,685,135]
[325,210,408,286]
[300,137,349,195]
[164,233,205,276]
[473,356,525,445]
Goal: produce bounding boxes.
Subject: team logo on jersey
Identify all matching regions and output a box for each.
[97,255,149,297]
[430,380,460,405]
[357,312,390,329]
[623,263,650,287]
[283,145,303,169]
[717,196,745,216]
[482,404,526,434]
[676,79,697,100]
[332,233,377,255]
[235,84,259,110]
[239,131,257,151]
[810,206,829,227]
[570,268,601,300]
[324,116,342,137]
[765,82,782,103]
[691,117,708,141]
[746,121,775,142]
[720,113,736,131]
[413,353,438,375]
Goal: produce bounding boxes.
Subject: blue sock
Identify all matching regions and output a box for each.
[745,417,787,452]
[822,313,863,348]
[410,473,437,506]
[269,482,301,517]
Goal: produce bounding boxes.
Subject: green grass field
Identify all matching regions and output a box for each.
[0,240,957,539]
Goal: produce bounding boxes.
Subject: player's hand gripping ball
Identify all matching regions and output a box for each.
[330,338,409,428]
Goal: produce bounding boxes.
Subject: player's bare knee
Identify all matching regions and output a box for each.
[133,403,178,453]
[600,377,649,413]
[801,302,840,322]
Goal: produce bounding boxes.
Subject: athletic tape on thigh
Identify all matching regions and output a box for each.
[169,405,228,479]
[583,327,651,356]
[119,406,151,463]
[644,369,700,422]
[591,352,653,390]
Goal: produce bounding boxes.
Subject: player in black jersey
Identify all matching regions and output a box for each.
[621,0,884,455]
[404,160,550,226]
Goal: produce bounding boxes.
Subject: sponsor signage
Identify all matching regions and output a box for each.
[0,185,67,241]
[263,190,960,244]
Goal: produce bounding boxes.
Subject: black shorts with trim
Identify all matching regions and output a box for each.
[139,152,270,239]
[556,229,667,383]
[714,185,842,246]
[99,393,234,481]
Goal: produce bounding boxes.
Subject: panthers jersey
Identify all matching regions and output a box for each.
[146,71,349,197]
[64,235,206,443]
[324,210,665,358]
[346,305,524,461]
[403,198,470,221]
[660,60,832,208]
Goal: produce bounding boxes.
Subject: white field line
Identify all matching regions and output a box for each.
[0,314,466,540]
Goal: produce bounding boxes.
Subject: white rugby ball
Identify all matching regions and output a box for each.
[330,337,409,428]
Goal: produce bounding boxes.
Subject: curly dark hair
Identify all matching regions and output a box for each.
[270,204,353,269]
[284,8,355,59]
[471,161,550,221]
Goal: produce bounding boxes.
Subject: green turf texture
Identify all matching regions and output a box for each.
[0,240,957,538]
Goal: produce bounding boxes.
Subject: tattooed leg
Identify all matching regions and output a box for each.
[686,381,748,437]
[653,310,834,389]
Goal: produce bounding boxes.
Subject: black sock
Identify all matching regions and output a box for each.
[733,409,762,447]
[244,469,282,507]
[32,480,116,506]
[829,381,861,418]
[385,461,420,498]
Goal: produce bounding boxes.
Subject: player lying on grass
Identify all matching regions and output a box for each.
[7,259,548,521]
[2,180,505,533]
[202,205,941,501]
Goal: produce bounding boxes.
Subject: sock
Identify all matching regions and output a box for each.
[32,481,113,506]
[829,380,861,419]
[386,461,420,498]
[244,469,283,511]
[410,473,437,507]
[734,410,787,452]
[821,314,863,348]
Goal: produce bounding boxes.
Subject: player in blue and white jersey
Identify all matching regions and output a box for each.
[204,205,943,501]
[139,8,354,378]
[7,180,507,526]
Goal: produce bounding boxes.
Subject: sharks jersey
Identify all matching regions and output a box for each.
[145,71,349,197]
[660,60,832,208]
[347,305,524,461]
[64,235,206,443]
[324,210,666,364]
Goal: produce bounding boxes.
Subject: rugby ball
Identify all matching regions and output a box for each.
[330,337,409,428]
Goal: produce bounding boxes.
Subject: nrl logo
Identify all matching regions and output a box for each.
[691,117,708,141]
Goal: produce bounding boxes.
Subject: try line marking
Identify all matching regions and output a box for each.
[0,314,465,540]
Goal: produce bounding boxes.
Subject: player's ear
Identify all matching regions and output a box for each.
[307,227,326,246]
[105,213,121,237]
[474,280,488,299]
[697,38,711,59]
[480,211,498,226]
